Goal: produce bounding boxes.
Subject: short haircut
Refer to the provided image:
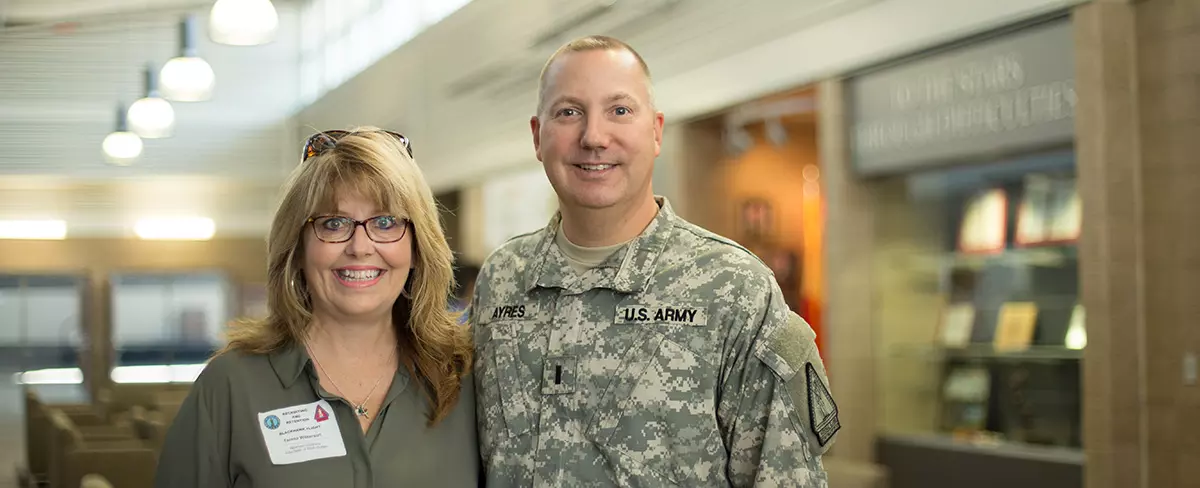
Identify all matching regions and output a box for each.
[536,35,654,114]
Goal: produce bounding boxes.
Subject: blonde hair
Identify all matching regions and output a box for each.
[221,127,471,425]
[537,35,654,114]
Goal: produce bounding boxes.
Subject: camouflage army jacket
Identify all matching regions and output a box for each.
[471,197,839,487]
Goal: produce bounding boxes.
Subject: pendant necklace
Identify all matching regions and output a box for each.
[307,344,393,419]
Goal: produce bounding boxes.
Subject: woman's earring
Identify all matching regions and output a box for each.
[291,275,309,302]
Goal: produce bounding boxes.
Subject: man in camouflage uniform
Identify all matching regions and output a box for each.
[471,35,839,487]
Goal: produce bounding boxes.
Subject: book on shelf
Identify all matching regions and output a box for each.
[938,302,976,348]
[994,302,1039,352]
[942,365,991,433]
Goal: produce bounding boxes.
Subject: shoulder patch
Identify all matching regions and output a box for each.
[763,312,840,453]
[806,362,840,448]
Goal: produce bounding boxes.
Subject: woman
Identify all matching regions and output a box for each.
[154,128,477,487]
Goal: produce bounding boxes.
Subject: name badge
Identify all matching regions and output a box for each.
[615,304,708,326]
[486,303,543,322]
[257,399,346,465]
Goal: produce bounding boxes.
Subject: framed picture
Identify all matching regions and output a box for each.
[1045,178,1081,243]
[1015,175,1053,246]
[760,249,795,282]
[760,247,802,313]
[738,198,774,239]
[957,188,1008,255]
[1016,175,1080,247]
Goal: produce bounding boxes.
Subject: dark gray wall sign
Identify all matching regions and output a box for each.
[847,20,1076,175]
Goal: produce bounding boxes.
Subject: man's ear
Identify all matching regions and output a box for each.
[531,116,543,162]
[652,111,665,156]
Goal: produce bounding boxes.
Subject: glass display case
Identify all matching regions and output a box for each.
[874,149,1083,450]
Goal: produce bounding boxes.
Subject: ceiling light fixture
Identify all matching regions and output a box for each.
[765,118,788,147]
[724,126,753,157]
[161,14,216,102]
[0,220,68,240]
[13,367,84,385]
[102,101,143,165]
[128,63,176,139]
[209,0,279,46]
[134,217,216,240]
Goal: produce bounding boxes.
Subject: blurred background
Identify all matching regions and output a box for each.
[0,0,1195,487]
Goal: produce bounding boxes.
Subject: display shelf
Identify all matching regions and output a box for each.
[890,343,1084,362]
[873,152,1083,457]
[881,432,1085,463]
[903,245,1077,272]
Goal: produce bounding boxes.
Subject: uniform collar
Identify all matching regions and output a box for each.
[526,196,675,295]
[268,341,312,389]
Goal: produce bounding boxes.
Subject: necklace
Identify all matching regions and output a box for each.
[306,344,394,419]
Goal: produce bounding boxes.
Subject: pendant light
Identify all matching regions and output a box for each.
[209,0,279,46]
[127,63,176,139]
[765,118,788,147]
[160,14,215,102]
[103,101,143,165]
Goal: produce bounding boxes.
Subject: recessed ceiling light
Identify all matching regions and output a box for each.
[134,217,215,240]
[0,220,68,240]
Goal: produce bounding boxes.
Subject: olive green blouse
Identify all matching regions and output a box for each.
[154,344,479,488]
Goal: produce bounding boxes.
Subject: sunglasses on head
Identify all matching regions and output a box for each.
[302,129,414,162]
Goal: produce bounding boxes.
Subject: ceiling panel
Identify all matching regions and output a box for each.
[3,0,197,27]
[0,4,301,182]
[2,0,302,28]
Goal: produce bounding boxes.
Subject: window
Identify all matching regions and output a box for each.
[0,274,86,370]
[323,0,346,37]
[345,0,373,22]
[110,272,234,368]
[300,56,323,105]
[379,0,421,49]
[348,23,371,77]
[300,4,322,53]
[298,0,475,102]
[323,40,344,88]
[422,0,471,25]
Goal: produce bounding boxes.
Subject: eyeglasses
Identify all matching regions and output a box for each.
[307,215,410,243]
[302,130,413,162]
